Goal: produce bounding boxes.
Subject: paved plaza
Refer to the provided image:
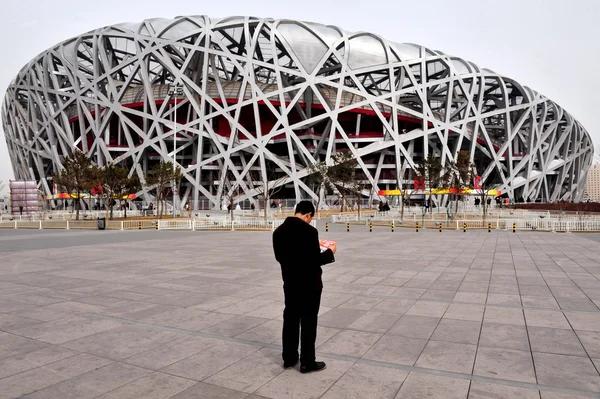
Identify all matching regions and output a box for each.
[1,224,600,398]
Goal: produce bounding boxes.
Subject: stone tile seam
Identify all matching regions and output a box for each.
[89,313,600,398]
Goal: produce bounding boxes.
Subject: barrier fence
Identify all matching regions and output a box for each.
[0,217,294,232]
[452,219,600,232]
[2,216,599,233]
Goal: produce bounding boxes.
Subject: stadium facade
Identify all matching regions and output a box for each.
[1,16,594,210]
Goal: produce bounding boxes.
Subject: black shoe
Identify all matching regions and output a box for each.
[283,359,298,369]
[300,361,326,374]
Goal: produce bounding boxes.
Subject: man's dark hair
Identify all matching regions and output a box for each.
[295,200,315,216]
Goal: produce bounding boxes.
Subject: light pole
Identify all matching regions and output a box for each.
[168,82,184,218]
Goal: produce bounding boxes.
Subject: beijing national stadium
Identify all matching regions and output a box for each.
[1,16,594,211]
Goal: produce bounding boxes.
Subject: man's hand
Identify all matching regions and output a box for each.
[329,242,337,254]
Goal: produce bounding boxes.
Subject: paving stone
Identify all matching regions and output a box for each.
[519,284,554,297]
[468,381,540,398]
[394,372,470,398]
[575,330,600,358]
[0,331,48,360]
[318,307,366,329]
[521,296,560,309]
[17,362,151,399]
[9,316,124,345]
[317,329,381,358]
[443,303,485,321]
[474,347,536,383]
[160,340,259,381]
[123,335,219,370]
[93,371,197,399]
[415,340,477,373]
[322,363,408,399]
[540,393,593,399]
[430,319,481,345]
[533,352,600,391]
[0,313,43,332]
[171,311,237,331]
[405,300,450,318]
[528,326,587,356]
[555,297,599,311]
[0,345,77,380]
[61,325,181,360]
[255,358,354,399]
[43,353,113,379]
[372,298,415,314]
[564,312,600,332]
[170,382,248,399]
[338,295,383,310]
[363,335,428,365]
[486,293,522,306]
[386,315,440,339]
[346,310,401,333]
[483,307,525,325]
[235,319,283,344]
[479,322,530,351]
[202,315,270,337]
[390,287,427,298]
[452,292,487,304]
[203,348,284,393]
[524,309,571,329]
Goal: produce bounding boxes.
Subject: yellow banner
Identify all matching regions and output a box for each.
[378,189,502,196]
[45,193,137,200]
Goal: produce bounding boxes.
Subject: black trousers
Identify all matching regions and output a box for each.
[282,287,322,365]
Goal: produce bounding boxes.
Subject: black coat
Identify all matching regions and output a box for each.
[273,217,335,291]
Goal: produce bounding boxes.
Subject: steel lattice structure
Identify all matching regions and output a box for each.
[1,16,594,209]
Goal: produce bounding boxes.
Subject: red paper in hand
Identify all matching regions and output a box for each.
[319,239,337,252]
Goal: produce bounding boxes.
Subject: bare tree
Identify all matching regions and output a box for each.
[52,151,96,220]
[94,164,141,219]
[308,161,334,218]
[144,162,181,218]
[328,150,358,213]
[216,168,245,222]
[442,150,475,215]
[249,168,286,221]
[417,154,443,214]
[400,174,424,221]
[474,169,502,221]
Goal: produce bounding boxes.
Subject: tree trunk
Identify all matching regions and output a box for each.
[482,192,487,221]
[400,191,405,221]
[263,193,268,222]
[157,192,161,218]
[75,192,80,220]
[315,184,322,219]
[263,189,268,222]
[454,192,459,215]
[429,194,433,214]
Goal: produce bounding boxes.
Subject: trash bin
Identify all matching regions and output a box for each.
[97,217,106,230]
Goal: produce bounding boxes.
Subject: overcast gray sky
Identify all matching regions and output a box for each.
[1,0,598,194]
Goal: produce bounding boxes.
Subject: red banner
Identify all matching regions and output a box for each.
[414,176,425,190]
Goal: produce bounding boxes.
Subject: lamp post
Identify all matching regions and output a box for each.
[168,82,184,218]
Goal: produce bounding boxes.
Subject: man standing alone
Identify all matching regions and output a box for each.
[272,201,336,373]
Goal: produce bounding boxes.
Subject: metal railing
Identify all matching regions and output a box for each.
[157,218,288,231]
[451,218,600,232]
